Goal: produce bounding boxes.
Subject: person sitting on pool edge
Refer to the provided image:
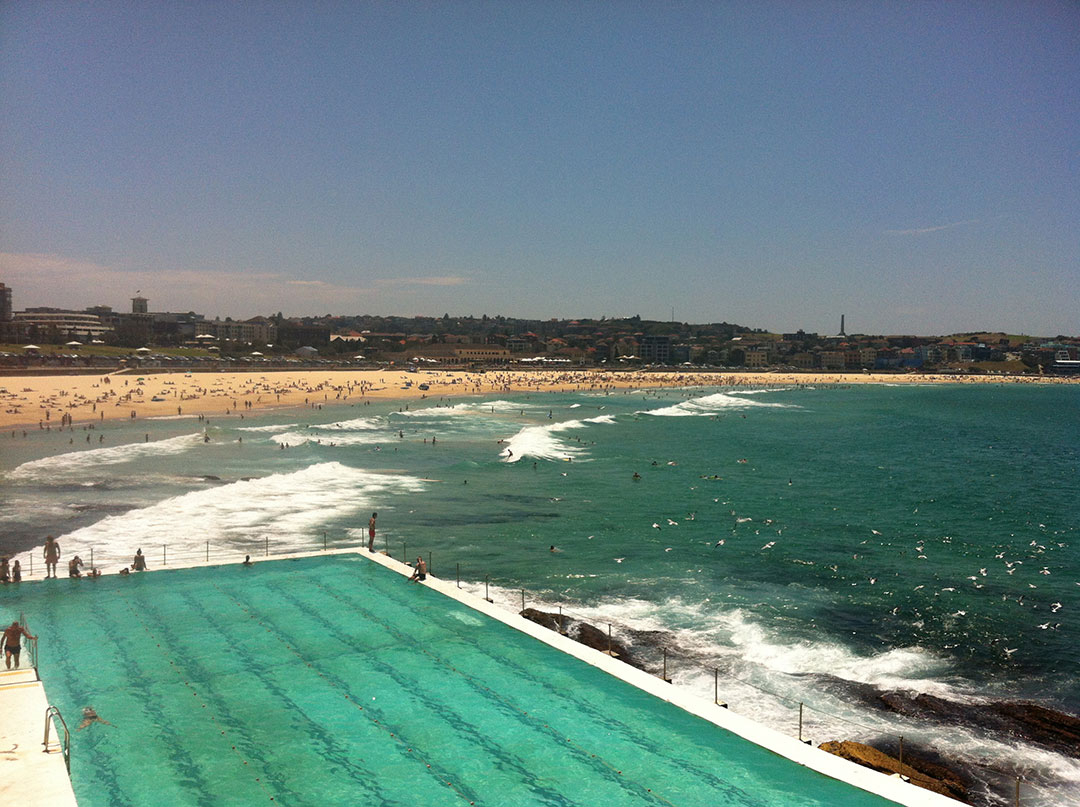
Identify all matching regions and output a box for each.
[408,556,427,582]
[132,548,147,571]
[68,556,84,578]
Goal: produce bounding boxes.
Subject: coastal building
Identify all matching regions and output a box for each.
[0,282,12,321]
[639,334,672,364]
[11,308,110,340]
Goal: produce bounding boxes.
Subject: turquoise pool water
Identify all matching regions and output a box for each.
[9,555,899,806]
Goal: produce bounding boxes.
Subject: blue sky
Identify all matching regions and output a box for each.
[1,1,1077,335]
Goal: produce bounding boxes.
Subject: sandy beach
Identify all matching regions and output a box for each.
[0,368,1074,432]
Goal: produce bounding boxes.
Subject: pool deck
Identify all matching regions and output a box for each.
[0,667,78,807]
[9,547,961,807]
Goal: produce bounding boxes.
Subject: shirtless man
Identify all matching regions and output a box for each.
[367,512,377,553]
[408,556,427,582]
[3,621,36,669]
[43,535,60,579]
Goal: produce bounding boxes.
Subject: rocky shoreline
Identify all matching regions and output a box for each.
[520,607,1079,806]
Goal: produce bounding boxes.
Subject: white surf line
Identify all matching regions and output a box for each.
[16,547,957,805]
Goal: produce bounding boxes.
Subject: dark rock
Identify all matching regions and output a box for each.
[518,608,646,670]
[819,740,969,803]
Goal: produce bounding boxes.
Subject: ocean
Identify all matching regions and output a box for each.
[3,382,1077,806]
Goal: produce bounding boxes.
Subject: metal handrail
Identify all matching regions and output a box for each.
[43,705,71,773]
[19,613,38,675]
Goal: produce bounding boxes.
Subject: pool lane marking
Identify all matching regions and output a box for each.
[169,585,396,806]
[309,575,684,807]
[205,578,483,807]
[115,596,283,805]
[218,573,679,807]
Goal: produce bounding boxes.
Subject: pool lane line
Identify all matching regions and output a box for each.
[311,573,757,803]
[204,578,485,807]
[305,575,691,807]
[226,572,682,807]
[167,585,397,806]
[113,594,284,805]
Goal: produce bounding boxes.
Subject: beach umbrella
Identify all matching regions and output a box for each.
[66,340,83,347]
[23,344,40,350]
[250,351,263,356]
[135,347,152,353]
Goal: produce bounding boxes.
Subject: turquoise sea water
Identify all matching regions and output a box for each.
[3,382,1078,805]
[5,555,899,807]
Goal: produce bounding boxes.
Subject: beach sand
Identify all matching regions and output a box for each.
[0,368,1073,432]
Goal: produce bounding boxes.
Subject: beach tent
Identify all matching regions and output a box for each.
[23,344,40,350]
[135,347,152,353]
[66,341,83,347]
[250,351,263,356]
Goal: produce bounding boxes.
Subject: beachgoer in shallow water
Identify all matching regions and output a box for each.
[408,556,427,582]
[78,707,112,730]
[3,621,36,669]
[12,560,21,583]
[44,535,60,579]
[368,513,377,552]
[242,555,254,566]
[132,548,147,571]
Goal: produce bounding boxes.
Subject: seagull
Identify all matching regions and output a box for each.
[664,547,673,552]
[1004,648,1017,656]
[667,519,679,526]
[871,529,882,536]
[614,557,625,563]
[652,523,661,530]
[761,541,776,550]
[714,539,725,547]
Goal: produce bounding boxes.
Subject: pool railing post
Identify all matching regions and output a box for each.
[484,574,492,603]
[662,648,672,683]
[428,552,432,575]
[558,605,564,634]
[265,536,269,557]
[29,554,32,575]
[205,541,209,563]
[323,531,327,551]
[456,562,460,588]
[403,542,407,563]
[90,547,94,569]
[799,703,810,744]
[898,735,903,774]
[1015,776,1021,807]
[713,668,727,708]
[521,589,525,613]
[607,624,612,655]
[163,544,166,566]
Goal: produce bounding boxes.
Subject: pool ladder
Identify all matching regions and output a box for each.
[43,706,71,773]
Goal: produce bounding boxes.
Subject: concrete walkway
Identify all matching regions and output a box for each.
[0,667,78,807]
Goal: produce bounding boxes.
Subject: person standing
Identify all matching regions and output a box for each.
[43,535,60,579]
[368,513,378,553]
[3,621,36,670]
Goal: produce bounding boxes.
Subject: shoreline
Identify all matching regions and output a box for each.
[1,367,1075,432]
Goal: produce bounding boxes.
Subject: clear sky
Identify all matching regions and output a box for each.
[2,1,1077,335]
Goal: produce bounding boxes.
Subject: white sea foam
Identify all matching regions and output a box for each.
[236,422,300,433]
[500,415,617,462]
[8,434,205,480]
[270,430,386,447]
[45,462,423,564]
[318,416,384,431]
[640,391,798,417]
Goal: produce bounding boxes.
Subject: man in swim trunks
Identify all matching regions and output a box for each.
[368,512,377,552]
[43,535,60,578]
[3,621,36,669]
[408,556,427,582]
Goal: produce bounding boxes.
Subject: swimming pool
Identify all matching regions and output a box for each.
[7,555,903,806]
